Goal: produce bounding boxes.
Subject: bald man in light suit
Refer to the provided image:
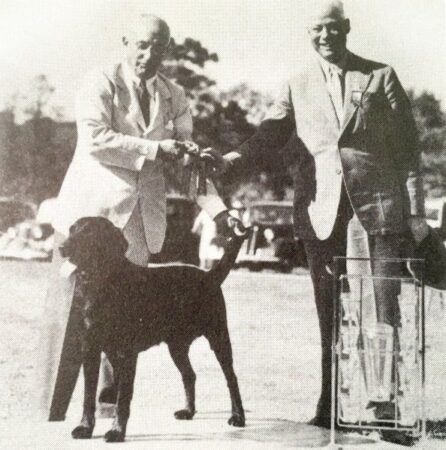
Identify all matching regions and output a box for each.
[37,15,231,421]
[205,1,428,428]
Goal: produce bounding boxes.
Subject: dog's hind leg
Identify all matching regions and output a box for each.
[71,345,101,439]
[168,341,196,420]
[104,353,137,443]
[207,327,245,427]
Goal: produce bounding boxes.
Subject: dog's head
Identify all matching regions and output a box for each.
[59,217,128,271]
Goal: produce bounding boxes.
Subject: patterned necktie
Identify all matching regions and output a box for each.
[137,80,151,127]
[328,66,345,124]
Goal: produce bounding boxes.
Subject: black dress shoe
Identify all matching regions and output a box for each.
[380,429,418,447]
[308,414,331,429]
[369,401,417,446]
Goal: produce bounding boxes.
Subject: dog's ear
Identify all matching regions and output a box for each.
[106,225,128,258]
[115,231,129,257]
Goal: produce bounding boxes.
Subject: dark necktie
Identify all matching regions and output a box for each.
[137,80,151,127]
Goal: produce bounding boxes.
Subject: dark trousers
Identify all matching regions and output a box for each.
[302,188,408,417]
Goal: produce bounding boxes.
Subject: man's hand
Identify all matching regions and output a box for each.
[200,148,233,176]
[157,140,188,162]
[408,216,429,244]
[214,210,246,237]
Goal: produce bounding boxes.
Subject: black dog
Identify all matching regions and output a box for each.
[59,216,246,442]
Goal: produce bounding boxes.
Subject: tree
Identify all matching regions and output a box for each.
[162,38,256,149]
[161,39,291,202]
[8,75,63,124]
[0,110,18,197]
[1,76,75,204]
[408,90,446,196]
[160,39,259,196]
[221,83,273,126]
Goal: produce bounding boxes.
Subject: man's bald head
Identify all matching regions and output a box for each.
[306,0,346,24]
[125,14,171,47]
[123,15,171,80]
[306,0,350,64]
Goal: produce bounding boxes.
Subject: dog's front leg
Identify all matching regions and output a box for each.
[72,344,101,439]
[104,353,137,443]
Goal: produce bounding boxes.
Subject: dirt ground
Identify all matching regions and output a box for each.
[1,260,446,448]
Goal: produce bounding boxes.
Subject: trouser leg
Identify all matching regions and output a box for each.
[346,216,409,408]
[303,189,353,420]
[35,231,80,421]
[304,249,337,415]
[369,234,406,327]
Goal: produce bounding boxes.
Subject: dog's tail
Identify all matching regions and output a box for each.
[208,226,250,286]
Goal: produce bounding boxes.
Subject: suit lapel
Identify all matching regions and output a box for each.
[115,64,148,132]
[146,90,164,134]
[340,55,373,135]
[144,75,172,137]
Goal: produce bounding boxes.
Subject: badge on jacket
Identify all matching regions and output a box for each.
[351,90,363,107]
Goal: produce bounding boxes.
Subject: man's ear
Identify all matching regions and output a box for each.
[165,37,174,54]
[343,19,351,35]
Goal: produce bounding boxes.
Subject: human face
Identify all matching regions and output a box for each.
[124,28,169,80]
[307,15,350,63]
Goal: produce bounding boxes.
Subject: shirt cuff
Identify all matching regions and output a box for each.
[133,141,159,171]
[144,141,159,161]
[406,174,425,217]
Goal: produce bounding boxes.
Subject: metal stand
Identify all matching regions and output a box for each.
[330,257,426,448]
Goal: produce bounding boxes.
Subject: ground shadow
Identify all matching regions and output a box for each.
[128,413,376,448]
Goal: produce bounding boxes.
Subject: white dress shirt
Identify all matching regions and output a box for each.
[123,63,158,127]
[317,52,348,124]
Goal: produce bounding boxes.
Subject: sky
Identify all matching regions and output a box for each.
[0,0,445,120]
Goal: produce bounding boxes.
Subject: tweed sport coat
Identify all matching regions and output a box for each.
[229,52,425,240]
[53,63,224,253]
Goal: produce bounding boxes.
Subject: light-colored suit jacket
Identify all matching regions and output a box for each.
[54,63,225,252]
[231,52,424,240]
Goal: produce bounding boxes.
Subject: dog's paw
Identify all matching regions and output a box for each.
[104,429,125,443]
[228,413,245,427]
[72,425,94,439]
[174,409,195,420]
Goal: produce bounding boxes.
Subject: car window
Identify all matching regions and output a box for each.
[249,205,293,225]
[425,208,439,221]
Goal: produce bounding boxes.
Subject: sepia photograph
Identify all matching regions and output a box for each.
[0,0,445,448]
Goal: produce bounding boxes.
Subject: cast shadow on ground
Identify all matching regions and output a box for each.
[127,413,376,448]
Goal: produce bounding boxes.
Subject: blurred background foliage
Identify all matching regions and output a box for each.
[0,37,445,211]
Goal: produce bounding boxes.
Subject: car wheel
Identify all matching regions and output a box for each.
[279,262,293,274]
[248,263,262,272]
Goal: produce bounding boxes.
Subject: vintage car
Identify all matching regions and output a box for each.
[0,197,36,233]
[236,200,306,272]
[0,195,200,264]
[425,197,446,241]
